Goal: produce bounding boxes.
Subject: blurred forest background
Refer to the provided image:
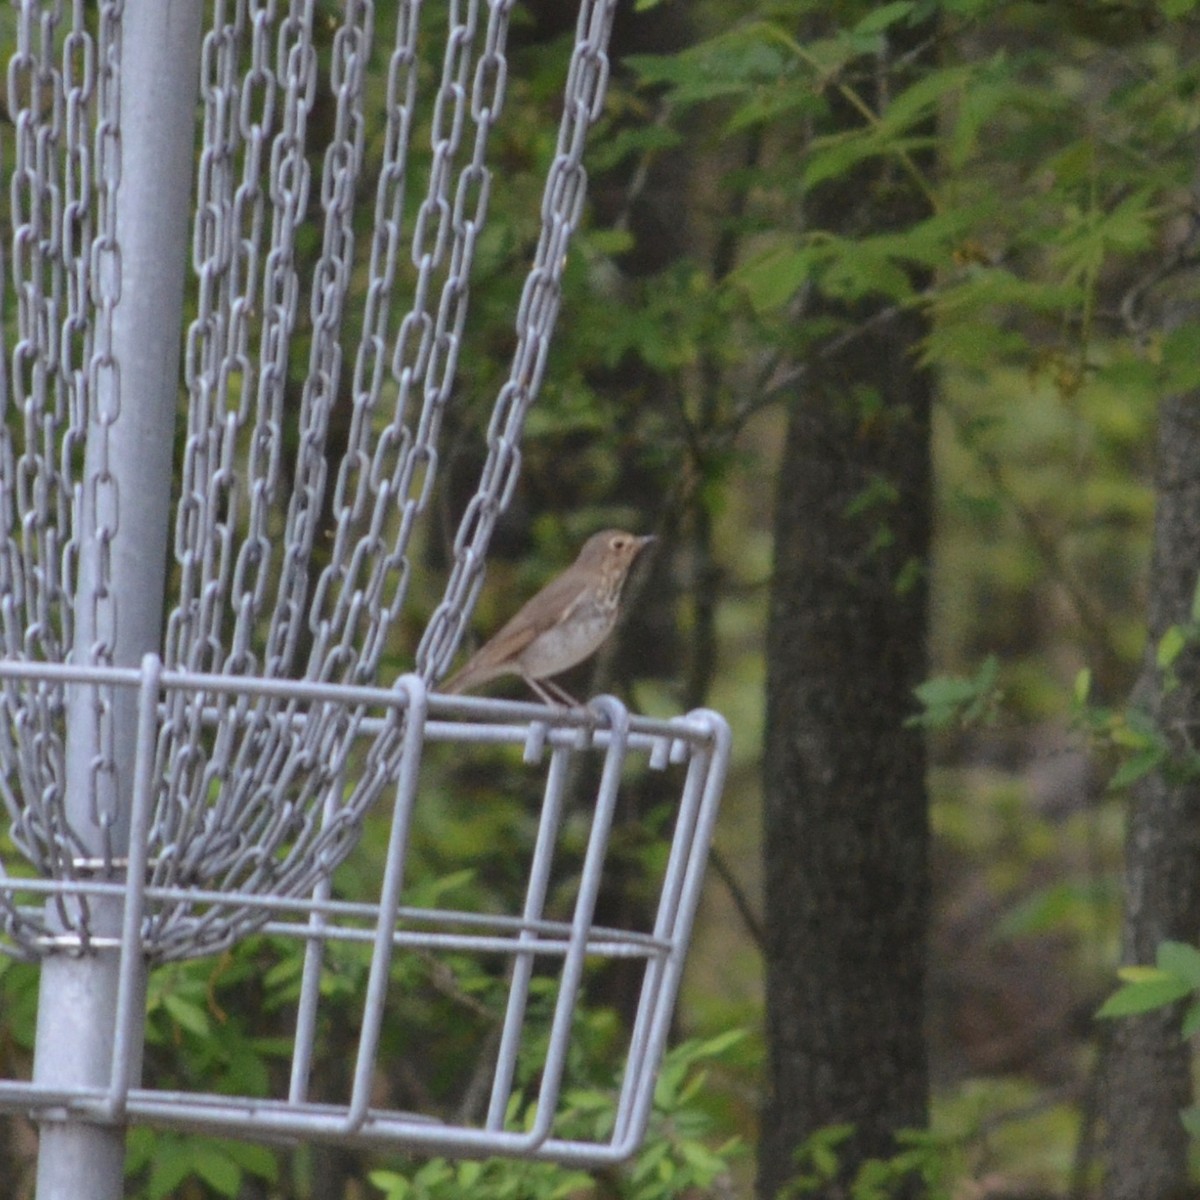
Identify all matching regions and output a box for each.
[5,0,1200,1197]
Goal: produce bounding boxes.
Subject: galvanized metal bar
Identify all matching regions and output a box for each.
[520,695,631,1151]
[103,653,163,1120]
[609,712,732,1158]
[288,783,344,1105]
[485,742,572,1129]
[343,675,428,1133]
[610,738,710,1144]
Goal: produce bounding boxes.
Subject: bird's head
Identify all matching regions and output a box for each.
[578,529,655,571]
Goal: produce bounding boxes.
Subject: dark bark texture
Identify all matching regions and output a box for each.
[757,12,936,1194]
[759,316,932,1198]
[1100,395,1200,1200]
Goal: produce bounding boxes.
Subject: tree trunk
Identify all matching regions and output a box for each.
[757,9,936,1193]
[759,310,932,1197]
[1100,394,1200,1200]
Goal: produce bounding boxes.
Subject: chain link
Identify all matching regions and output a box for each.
[83,0,123,860]
[3,2,76,899]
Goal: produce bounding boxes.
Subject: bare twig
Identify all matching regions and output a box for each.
[708,844,765,952]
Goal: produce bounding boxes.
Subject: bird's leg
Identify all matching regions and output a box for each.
[544,677,583,707]
[523,674,580,708]
[523,674,562,706]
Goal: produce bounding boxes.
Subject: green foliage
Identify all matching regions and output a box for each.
[777,1123,958,1199]
[1070,671,1171,791]
[909,655,1001,730]
[368,1030,746,1200]
[1153,573,1200,692]
[0,952,40,1053]
[125,1130,278,1200]
[1071,577,1200,789]
[1097,940,1200,1024]
[996,878,1120,941]
[1095,939,1200,1145]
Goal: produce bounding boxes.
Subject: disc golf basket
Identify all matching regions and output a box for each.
[0,2,730,1198]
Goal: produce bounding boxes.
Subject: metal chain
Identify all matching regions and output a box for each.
[418,0,617,679]
[154,0,313,903]
[278,0,373,683]
[83,0,123,865]
[157,0,253,871]
[0,0,621,956]
[1,0,97,892]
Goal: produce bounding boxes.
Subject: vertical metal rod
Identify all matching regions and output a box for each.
[34,6,204,1200]
[343,679,428,1133]
[105,654,163,1118]
[611,712,732,1156]
[289,781,344,1104]
[486,743,572,1130]
[521,697,629,1149]
[612,741,709,1142]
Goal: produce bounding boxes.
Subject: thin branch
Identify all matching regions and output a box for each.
[941,396,1126,684]
[708,844,765,952]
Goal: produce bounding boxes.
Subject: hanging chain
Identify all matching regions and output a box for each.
[418,0,618,679]
[84,0,124,858]
[162,0,617,695]
[0,0,621,953]
[1,0,103,886]
[270,0,373,680]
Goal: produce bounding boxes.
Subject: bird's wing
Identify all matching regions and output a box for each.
[443,571,588,692]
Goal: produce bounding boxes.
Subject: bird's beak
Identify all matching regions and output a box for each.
[638,535,657,551]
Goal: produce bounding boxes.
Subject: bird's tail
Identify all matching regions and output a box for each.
[439,656,492,695]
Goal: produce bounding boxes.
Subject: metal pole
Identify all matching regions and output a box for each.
[33,6,203,1199]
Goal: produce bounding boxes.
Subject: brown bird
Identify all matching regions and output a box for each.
[440,529,655,706]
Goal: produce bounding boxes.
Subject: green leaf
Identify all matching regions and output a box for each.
[1157,623,1187,670]
[1118,965,1173,984]
[690,1027,749,1058]
[909,655,1000,730]
[194,1144,242,1197]
[625,27,792,106]
[845,475,900,519]
[1097,975,1193,1018]
[1157,941,1200,988]
[1073,668,1092,706]
[1180,1001,1200,1039]
[680,1137,729,1178]
[821,242,918,302]
[727,85,822,134]
[729,241,811,313]
[996,880,1115,939]
[804,130,937,194]
[368,1169,410,1200]
[587,125,681,175]
[162,991,212,1037]
[1107,746,1165,791]
[146,1142,197,1200]
[1182,1106,1200,1137]
[853,1,916,35]
[224,1139,278,1183]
